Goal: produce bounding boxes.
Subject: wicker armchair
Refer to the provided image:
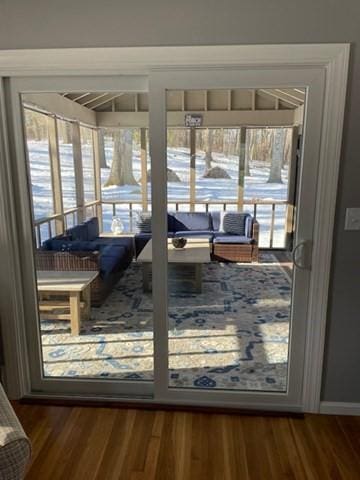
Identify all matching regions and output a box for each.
[212,219,259,263]
[35,250,116,306]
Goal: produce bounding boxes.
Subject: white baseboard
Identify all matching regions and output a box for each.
[320,401,360,416]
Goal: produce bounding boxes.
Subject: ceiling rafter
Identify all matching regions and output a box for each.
[258,89,301,107]
[274,88,305,103]
[89,93,125,110]
[80,92,109,107]
[71,92,92,102]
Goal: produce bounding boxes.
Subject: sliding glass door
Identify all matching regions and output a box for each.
[149,67,325,408]
[7,66,326,410]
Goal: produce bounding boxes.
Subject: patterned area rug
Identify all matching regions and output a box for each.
[41,254,291,392]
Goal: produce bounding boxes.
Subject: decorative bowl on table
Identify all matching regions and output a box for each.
[172,237,187,249]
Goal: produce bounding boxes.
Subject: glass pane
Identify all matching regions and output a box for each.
[167,128,190,209]
[165,88,305,393]
[22,92,153,386]
[24,109,54,220]
[195,128,238,205]
[102,128,149,233]
[245,128,292,248]
[57,119,77,211]
[80,126,96,203]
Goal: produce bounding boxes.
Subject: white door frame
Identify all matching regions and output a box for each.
[0,44,349,413]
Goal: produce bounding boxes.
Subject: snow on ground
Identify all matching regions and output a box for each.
[28,141,289,248]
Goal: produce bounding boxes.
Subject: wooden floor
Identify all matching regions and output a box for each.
[13,403,360,480]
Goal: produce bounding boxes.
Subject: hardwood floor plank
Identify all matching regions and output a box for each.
[336,415,360,455]
[270,417,306,479]
[25,407,83,479]
[67,407,119,480]
[222,414,249,480]
[119,410,157,479]
[154,411,178,479]
[173,412,192,480]
[241,416,275,479]
[94,409,137,480]
[190,413,211,480]
[307,414,360,479]
[52,407,99,480]
[14,404,360,480]
[290,416,333,479]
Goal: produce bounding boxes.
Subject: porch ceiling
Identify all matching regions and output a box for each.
[23,88,305,128]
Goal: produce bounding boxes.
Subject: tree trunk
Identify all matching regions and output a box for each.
[204,128,214,172]
[98,129,108,169]
[282,128,291,168]
[243,129,250,177]
[104,129,137,187]
[268,128,285,183]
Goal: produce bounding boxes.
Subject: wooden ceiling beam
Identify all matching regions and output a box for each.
[22,93,97,126]
[96,109,295,128]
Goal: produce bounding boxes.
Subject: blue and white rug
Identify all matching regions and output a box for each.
[41,254,291,392]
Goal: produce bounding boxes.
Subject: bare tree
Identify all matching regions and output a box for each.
[98,129,108,169]
[268,128,285,183]
[104,129,137,187]
[204,128,214,172]
[282,128,292,168]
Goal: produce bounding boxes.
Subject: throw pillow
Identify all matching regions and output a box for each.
[136,212,152,233]
[220,212,249,235]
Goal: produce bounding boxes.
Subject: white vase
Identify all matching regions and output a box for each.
[111,217,124,235]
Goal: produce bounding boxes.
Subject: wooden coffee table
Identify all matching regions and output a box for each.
[137,238,211,293]
[37,271,98,336]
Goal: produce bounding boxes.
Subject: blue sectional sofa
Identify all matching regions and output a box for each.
[135,211,259,262]
[36,217,134,305]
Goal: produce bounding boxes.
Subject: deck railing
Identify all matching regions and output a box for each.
[34,198,289,249]
[101,199,289,249]
[33,200,99,248]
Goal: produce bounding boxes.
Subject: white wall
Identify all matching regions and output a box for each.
[0,0,359,402]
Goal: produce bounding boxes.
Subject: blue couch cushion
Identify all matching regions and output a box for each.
[42,235,70,250]
[220,212,250,236]
[174,230,213,242]
[213,234,253,244]
[94,237,134,252]
[171,212,212,231]
[210,211,221,231]
[134,233,151,257]
[66,241,99,252]
[85,217,99,241]
[99,245,127,278]
[167,213,176,232]
[67,223,88,241]
[134,232,175,256]
[43,239,73,251]
[44,239,100,252]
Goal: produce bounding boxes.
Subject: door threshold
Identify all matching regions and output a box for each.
[19,394,303,418]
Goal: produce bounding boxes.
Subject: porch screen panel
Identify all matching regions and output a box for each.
[58,119,77,212]
[80,126,96,204]
[24,109,54,220]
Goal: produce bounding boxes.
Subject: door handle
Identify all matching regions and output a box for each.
[292,240,312,270]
